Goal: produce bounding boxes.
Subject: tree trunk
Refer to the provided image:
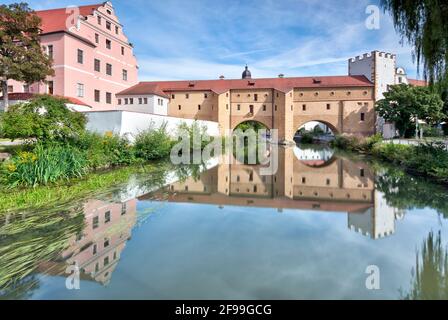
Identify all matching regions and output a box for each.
[1,80,9,112]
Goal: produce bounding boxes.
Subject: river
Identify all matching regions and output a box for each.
[1,145,448,300]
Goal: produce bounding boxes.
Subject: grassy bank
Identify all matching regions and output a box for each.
[0,162,171,215]
[331,135,448,184]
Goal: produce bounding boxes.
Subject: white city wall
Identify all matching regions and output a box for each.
[117,94,169,115]
[85,110,220,142]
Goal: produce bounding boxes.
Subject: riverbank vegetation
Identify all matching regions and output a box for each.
[0,95,213,189]
[332,134,448,184]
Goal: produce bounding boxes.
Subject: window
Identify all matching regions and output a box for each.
[48,45,53,59]
[121,203,127,215]
[185,93,189,99]
[302,104,306,111]
[144,97,148,104]
[302,177,306,184]
[138,97,143,104]
[360,169,365,177]
[106,92,112,104]
[198,104,201,111]
[77,83,84,97]
[121,46,125,55]
[104,257,109,266]
[77,49,83,64]
[398,77,402,83]
[97,16,101,25]
[124,98,129,104]
[326,104,331,110]
[92,216,99,229]
[360,112,365,121]
[171,94,175,99]
[93,244,97,255]
[204,93,208,98]
[95,33,99,43]
[178,105,181,110]
[7,85,13,93]
[94,90,100,102]
[254,94,258,101]
[122,69,128,81]
[118,98,121,105]
[106,39,111,49]
[105,211,111,223]
[326,179,331,186]
[106,63,112,76]
[158,99,163,106]
[249,105,254,114]
[237,104,241,111]
[23,84,29,93]
[129,98,133,104]
[106,21,111,30]
[262,105,266,111]
[48,81,54,95]
[94,59,101,72]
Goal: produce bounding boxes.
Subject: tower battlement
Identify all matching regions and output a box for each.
[349,50,396,63]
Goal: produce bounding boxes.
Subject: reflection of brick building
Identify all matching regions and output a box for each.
[40,198,137,285]
[143,148,400,239]
[144,148,375,214]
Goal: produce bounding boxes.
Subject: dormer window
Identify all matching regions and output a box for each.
[313,78,321,84]
[188,82,195,87]
[107,9,112,15]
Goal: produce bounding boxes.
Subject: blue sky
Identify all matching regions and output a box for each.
[6,0,422,81]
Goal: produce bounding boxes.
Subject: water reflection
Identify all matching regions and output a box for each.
[1,145,448,299]
[144,147,402,240]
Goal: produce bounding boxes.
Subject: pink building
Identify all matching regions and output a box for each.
[6,1,138,110]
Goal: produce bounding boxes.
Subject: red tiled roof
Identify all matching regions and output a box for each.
[35,4,103,34]
[117,75,373,97]
[408,79,427,87]
[0,92,35,101]
[0,93,91,107]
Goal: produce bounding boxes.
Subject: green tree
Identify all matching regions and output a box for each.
[376,84,443,137]
[0,95,87,141]
[381,0,448,84]
[0,3,53,110]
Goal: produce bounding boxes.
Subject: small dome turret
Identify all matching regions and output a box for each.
[242,65,252,79]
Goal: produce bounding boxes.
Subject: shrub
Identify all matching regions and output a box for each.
[0,95,87,142]
[2,143,88,187]
[300,132,314,144]
[134,125,173,160]
[422,125,444,137]
[176,121,210,150]
[72,132,136,169]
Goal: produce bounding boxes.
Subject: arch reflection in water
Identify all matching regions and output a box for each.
[143,147,403,241]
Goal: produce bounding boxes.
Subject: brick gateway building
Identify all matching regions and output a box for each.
[117,71,376,144]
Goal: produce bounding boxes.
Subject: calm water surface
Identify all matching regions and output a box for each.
[1,146,448,300]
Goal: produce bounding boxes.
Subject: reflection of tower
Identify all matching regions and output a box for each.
[348,190,402,239]
[61,199,137,285]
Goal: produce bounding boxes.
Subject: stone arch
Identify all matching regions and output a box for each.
[232,119,272,132]
[292,120,339,140]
